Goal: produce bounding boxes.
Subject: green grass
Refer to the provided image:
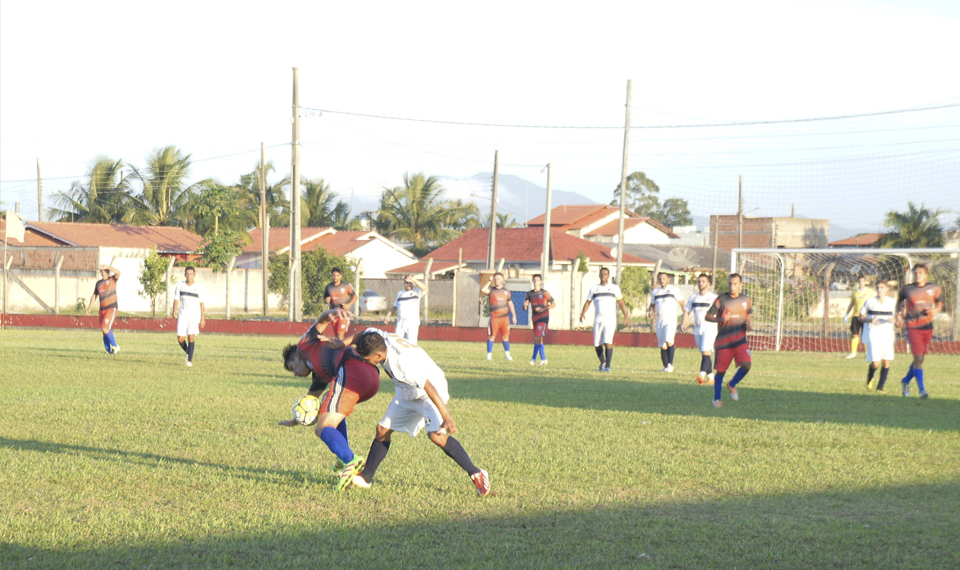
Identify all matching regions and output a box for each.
[2,329,959,569]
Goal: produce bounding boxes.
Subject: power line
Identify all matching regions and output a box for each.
[301,102,960,130]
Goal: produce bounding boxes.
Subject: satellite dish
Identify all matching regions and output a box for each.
[609,246,618,258]
[667,247,699,269]
[851,264,862,275]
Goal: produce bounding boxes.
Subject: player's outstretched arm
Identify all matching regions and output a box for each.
[480,278,492,296]
[424,380,457,435]
[618,299,631,326]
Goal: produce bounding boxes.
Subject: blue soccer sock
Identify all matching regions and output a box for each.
[106,331,117,350]
[902,366,916,385]
[539,344,546,361]
[486,340,494,354]
[102,334,111,352]
[441,436,479,475]
[730,366,750,387]
[503,341,510,353]
[915,368,926,392]
[532,345,539,360]
[714,372,726,401]
[187,341,195,362]
[319,426,355,464]
[667,345,676,365]
[336,419,348,444]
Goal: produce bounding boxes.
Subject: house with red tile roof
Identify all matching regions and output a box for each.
[238,227,416,278]
[827,233,889,248]
[526,205,678,245]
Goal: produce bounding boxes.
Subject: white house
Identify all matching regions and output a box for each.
[526,204,678,245]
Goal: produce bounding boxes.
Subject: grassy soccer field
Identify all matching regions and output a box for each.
[2,329,959,569]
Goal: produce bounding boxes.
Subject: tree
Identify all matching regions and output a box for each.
[881,202,947,248]
[301,178,350,228]
[49,155,137,224]
[374,172,473,250]
[610,171,660,217]
[138,250,168,317]
[482,212,522,229]
[618,266,651,313]
[197,230,246,272]
[268,247,354,315]
[234,161,289,228]
[189,185,255,236]
[128,145,212,227]
[656,198,693,229]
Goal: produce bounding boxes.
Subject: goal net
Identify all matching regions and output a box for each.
[730,248,959,354]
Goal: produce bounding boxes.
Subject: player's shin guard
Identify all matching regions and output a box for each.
[915,368,925,392]
[878,367,890,390]
[730,363,750,387]
[539,344,546,361]
[595,345,605,365]
[604,346,613,368]
[360,439,390,484]
[700,355,712,375]
[319,426,355,464]
[902,366,916,384]
[103,334,111,352]
[667,345,676,365]
[441,436,478,475]
[714,372,725,401]
[187,341,195,362]
[503,341,510,353]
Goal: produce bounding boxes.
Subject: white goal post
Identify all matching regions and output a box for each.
[728,248,960,353]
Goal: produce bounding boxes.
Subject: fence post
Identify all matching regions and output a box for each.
[54,254,64,314]
[226,257,237,319]
[164,256,176,317]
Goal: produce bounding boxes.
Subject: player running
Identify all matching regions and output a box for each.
[843,275,876,359]
[580,267,631,372]
[859,280,897,392]
[323,268,358,340]
[384,275,427,344]
[86,264,121,354]
[280,308,382,490]
[523,274,556,365]
[681,273,718,385]
[333,328,491,497]
[649,272,682,372]
[172,266,206,367]
[705,273,752,408]
[896,264,943,399]
[481,272,516,361]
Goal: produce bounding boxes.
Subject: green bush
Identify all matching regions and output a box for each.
[268,248,356,316]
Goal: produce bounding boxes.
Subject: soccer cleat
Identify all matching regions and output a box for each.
[708,373,715,384]
[337,457,365,491]
[902,382,910,398]
[504,353,513,361]
[712,399,723,408]
[332,458,345,473]
[599,365,606,372]
[530,359,536,365]
[110,345,120,354]
[728,383,739,401]
[185,359,193,368]
[666,364,674,373]
[351,475,371,489]
[471,469,491,497]
[844,353,857,359]
[602,366,610,372]
[696,372,706,385]
[486,353,492,361]
[919,391,929,399]
[866,379,872,390]
[539,360,547,366]
[876,388,885,393]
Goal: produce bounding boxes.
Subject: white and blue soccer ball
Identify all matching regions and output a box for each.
[292,395,320,426]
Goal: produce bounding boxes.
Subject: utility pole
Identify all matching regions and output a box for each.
[289,67,303,322]
[615,80,632,284]
[37,158,43,222]
[487,151,499,270]
[541,162,553,279]
[260,142,269,316]
[737,175,744,251]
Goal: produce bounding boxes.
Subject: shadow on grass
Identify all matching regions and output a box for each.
[4,481,958,570]
[447,374,960,433]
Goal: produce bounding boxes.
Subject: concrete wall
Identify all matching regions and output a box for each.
[710,215,829,251]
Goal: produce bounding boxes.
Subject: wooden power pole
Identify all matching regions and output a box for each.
[289,67,303,322]
[37,158,43,222]
[615,80,632,284]
[260,142,269,316]
[541,162,553,279]
[487,151,499,270]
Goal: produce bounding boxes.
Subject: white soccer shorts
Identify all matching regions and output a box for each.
[395,318,420,345]
[655,321,677,347]
[593,318,617,346]
[694,327,717,353]
[378,396,445,437]
[865,339,895,363]
[177,315,201,336]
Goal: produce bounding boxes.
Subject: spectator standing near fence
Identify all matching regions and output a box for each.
[384,275,427,344]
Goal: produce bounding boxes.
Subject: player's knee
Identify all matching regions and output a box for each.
[375,425,392,441]
[739,362,752,373]
[428,430,448,447]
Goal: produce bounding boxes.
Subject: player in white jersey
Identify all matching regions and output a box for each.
[580,267,631,372]
[649,272,683,373]
[383,275,427,344]
[336,328,491,497]
[172,266,206,367]
[859,280,897,392]
[682,273,718,385]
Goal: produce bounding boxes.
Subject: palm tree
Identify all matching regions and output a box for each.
[301,178,350,227]
[376,172,472,249]
[127,145,211,226]
[235,161,289,228]
[446,198,483,232]
[482,212,522,229]
[49,155,137,223]
[882,202,947,248]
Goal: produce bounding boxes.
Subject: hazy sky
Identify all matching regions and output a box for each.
[2,0,958,234]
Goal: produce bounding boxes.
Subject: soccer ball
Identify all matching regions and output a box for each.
[292,395,320,426]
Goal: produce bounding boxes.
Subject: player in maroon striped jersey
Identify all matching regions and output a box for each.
[896,264,943,399]
[324,268,358,340]
[86,264,121,354]
[481,272,516,361]
[523,274,556,365]
[705,273,752,408]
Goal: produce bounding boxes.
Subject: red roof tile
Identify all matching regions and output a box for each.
[1,219,66,247]
[386,261,464,275]
[302,231,376,256]
[527,205,608,227]
[421,228,650,265]
[243,227,334,253]
[586,217,679,238]
[27,221,203,253]
[828,233,887,246]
